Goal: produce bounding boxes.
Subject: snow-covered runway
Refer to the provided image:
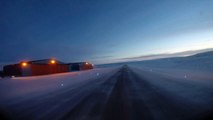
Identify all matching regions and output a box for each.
[0,66,213,120]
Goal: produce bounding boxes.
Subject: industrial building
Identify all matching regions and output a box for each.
[68,62,93,71]
[3,59,93,77]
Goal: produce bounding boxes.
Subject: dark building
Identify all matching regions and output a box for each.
[0,71,4,78]
[67,62,93,71]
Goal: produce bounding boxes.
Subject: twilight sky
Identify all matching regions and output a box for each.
[1,0,213,64]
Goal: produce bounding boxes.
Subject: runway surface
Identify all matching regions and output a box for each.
[0,65,213,120]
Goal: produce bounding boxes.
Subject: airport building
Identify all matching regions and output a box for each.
[3,59,93,77]
[67,62,93,71]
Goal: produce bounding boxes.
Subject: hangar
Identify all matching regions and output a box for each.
[3,59,93,77]
[68,62,93,71]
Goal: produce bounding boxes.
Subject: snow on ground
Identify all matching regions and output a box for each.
[128,66,213,120]
[127,50,213,112]
[0,51,212,120]
[127,51,213,108]
[128,51,213,72]
[127,51,213,85]
[0,67,120,103]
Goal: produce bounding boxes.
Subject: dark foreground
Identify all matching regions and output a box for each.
[0,66,213,120]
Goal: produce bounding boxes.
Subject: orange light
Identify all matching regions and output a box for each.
[21,62,28,67]
[50,60,56,64]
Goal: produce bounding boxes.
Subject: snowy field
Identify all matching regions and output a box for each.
[0,51,213,120]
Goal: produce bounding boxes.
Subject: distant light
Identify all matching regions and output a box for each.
[85,62,89,65]
[21,62,28,67]
[50,60,56,64]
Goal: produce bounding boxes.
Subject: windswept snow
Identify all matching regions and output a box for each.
[0,67,119,103]
[129,51,213,72]
[0,51,213,120]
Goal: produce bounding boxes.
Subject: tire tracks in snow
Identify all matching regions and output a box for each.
[2,65,213,120]
[2,68,119,120]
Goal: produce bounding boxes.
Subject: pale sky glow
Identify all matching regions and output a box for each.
[152,30,213,54]
[102,29,213,61]
[95,29,213,64]
[1,0,213,64]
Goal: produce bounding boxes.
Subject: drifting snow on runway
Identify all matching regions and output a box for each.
[0,66,213,120]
